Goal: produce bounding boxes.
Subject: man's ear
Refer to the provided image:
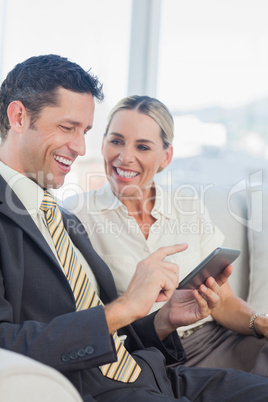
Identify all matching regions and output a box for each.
[160,145,173,169]
[7,101,28,133]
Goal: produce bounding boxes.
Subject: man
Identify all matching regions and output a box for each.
[0,54,268,402]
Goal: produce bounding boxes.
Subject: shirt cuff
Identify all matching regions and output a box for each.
[132,311,186,365]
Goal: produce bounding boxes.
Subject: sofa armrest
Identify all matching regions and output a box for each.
[0,348,83,402]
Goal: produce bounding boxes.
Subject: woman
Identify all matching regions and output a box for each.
[64,95,268,376]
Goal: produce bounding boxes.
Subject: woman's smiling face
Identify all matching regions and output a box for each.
[102,109,173,200]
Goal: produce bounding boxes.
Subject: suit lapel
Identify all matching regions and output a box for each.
[0,176,117,304]
[0,177,61,270]
[61,208,118,304]
[61,210,143,346]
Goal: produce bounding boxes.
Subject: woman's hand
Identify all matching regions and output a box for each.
[251,314,268,338]
[154,265,233,340]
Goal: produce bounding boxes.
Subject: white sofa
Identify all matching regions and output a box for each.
[156,149,268,312]
[0,348,83,402]
[198,182,268,310]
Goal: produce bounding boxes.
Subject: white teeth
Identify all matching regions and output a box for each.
[116,167,138,178]
[54,155,72,166]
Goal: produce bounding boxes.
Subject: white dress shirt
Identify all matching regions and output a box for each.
[0,161,100,295]
[64,182,224,333]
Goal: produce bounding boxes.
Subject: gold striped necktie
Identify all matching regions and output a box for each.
[40,191,141,383]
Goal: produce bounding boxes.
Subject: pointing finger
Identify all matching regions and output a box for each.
[151,244,188,261]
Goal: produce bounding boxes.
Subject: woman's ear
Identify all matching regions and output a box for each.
[7,101,27,133]
[160,145,173,169]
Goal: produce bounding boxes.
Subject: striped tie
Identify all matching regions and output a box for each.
[40,191,141,383]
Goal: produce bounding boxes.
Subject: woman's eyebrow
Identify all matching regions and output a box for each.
[109,132,155,145]
[109,132,124,138]
[136,139,155,145]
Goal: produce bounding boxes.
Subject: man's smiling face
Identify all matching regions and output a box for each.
[14,87,95,189]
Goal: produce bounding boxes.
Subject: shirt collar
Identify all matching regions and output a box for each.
[152,183,177,219]
[94,182,126,212]
[0,161,44,217]
[95,181,177,219]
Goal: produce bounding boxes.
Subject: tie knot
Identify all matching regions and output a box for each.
[40,191,57,213]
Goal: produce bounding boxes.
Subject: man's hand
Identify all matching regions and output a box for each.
[104,244,188,334]
[154,264,233,340]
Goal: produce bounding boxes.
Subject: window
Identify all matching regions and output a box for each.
[0,0,132,196]
[157,0,268,159]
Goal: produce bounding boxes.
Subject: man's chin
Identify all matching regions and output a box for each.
[50,179,65,190]
[44,175,66,190]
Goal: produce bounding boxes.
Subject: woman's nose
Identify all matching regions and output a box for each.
[118,147,134,163]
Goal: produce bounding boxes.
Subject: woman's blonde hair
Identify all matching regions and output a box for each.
[104,95,174,149]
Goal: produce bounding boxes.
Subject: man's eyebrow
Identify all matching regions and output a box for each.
[60,119,92,132]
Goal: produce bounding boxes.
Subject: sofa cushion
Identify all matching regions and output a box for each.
[160,181,250,300]
[247,187,268,311]
[0,349,83,402]
[203,185,249,300]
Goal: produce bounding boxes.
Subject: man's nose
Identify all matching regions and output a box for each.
[68,131,86,156]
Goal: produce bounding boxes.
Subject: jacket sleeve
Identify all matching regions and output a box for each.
[0,220,117,374]
[0,295,117,374]
[128,311,186,365]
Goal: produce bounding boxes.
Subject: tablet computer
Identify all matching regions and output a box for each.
[178,247,241,290]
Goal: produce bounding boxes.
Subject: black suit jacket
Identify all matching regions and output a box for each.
[0,175,185,398]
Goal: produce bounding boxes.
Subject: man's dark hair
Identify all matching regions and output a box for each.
[0,54,104,140]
